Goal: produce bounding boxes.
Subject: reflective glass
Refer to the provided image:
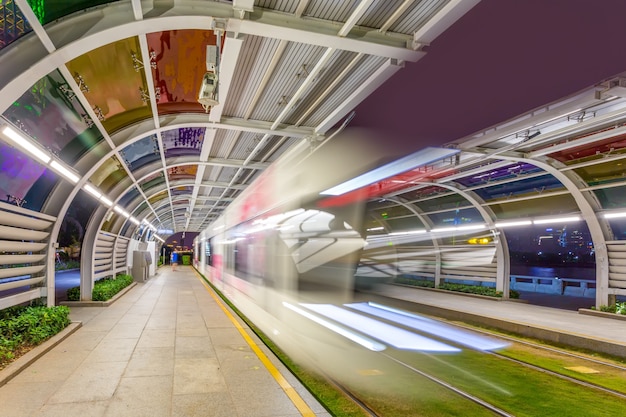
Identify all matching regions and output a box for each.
[119,187,140,208]
[454,163,543,188]
[162,128,204,157]
[119,135,160,171]
[26,0,115,25]
[0,142,46,207]
[574,160,626,186]
[3,70,103,165]
[593,186,626,209]
[0,1,33,51]
[427,207,483,226]
[489,194,578,219]
[472,174,564,201]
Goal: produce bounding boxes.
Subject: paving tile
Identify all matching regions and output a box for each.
[172,392,236,417]
[175,335,215,358]
[173,357,227,395]
[33,400,109,417]
[136,329,176,348]
[0,380,57,417]
[124,346,175,377]
[103,375,172,417]
[87,337,138,362]
[47,361,127,403]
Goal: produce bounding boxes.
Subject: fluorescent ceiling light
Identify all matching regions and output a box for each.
[320,147,459,196]
[83,184,102,199]
[389,229,426,236]
[604,212,626,219]
[367,226,385,231]
[129,217,140,225]
[100,196,113,207]
[533,216,580,225]
[113,205,130,218]
[50,160,80,184]
[1,125,51,164]
[495,220,532,228]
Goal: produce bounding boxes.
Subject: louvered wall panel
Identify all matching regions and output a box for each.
[607,242,626,288]
[0,202,54,307]
[94,232,115,279]
[115,237,130,271]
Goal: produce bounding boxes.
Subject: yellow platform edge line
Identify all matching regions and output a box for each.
[193,270,317,417]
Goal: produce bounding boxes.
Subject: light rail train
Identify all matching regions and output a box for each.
[192,128,502,367]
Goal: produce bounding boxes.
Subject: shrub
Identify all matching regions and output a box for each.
[0,305,70,367]
[595,302,626,315]
[393,277,520,299]
[66,274,133,302]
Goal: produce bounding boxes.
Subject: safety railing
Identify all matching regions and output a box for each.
[510,275,596,297]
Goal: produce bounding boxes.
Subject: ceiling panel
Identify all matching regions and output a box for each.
[0,0,33,51]
[66,37,153,134]
[119,134,160,171]
[147,29,217,115]
[162,127,204,157]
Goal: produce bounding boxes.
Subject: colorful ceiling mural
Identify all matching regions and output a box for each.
[162,127,204,157]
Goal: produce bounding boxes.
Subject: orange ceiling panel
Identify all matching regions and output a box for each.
[147,29,217,115]
[66,37,153,134]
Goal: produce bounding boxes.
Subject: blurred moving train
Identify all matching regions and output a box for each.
[192,128,503,366]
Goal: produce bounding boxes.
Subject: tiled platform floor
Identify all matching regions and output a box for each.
[0,266,328,417]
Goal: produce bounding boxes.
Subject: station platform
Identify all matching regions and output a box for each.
[0,266,328,417]
[366,284,626,359]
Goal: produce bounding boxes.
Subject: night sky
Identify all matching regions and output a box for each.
[352,0,626,155]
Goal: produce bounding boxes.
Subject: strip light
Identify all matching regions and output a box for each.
[50,160,80,184]
[1,125,51,164]
[320,147,460,196]
[533,216,580,225]
[1,123,165,238]
[495,220,532,228]
[604,212,626,219]
[83,184,102,199]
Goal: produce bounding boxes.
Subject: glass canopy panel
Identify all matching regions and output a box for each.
[472,174,564,201]
[66,37,152,135]
[488,194,578,219]
[370,204,413,220]
[607,218,626,241]
[168,165,197,181]
[148,190,168,206]
[427,207,483,227]
[593,186,626,209]
[453,163,543,188]
[0,1,33,51]
[573,160,626,187]
[162,127,204,157]
[140,171,165,191]
[146,30,217,115]
[384,217,425,232]
[89,155,124,193]
[395,185,447,201]
[26,0,114,25]
[410,193,472,213]
[547,130,626,165]
[171,186,193,197]
[118,187,140,208]
[3,70,103,165]
[119,135,160,171]
[0,141,47,210]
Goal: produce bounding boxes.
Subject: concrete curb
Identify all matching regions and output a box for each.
[60,282,137,307]
[0,321,82,388]
[579,308,626,321]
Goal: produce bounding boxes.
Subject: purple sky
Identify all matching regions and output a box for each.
[352,0,626,154]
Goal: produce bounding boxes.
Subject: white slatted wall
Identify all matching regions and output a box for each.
[0,201,56,309]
